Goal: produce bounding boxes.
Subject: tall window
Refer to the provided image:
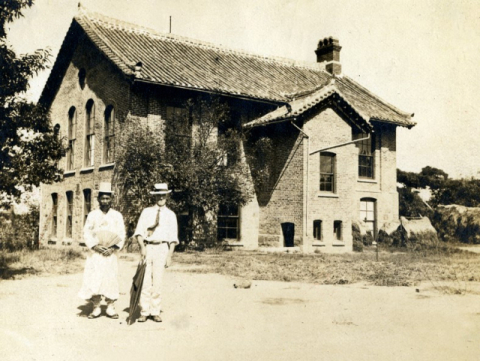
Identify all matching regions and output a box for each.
[217,204,239,240]
[360,198,376,238]
[167,106,189,135]
[85,100,95,167]
[67,107,76,170]
[103,105,115,164]
[313,220,322,240]
[51,193,58,237]
[334,221,343,241]
[354,133,374,179]
[66,191,74,237]
[83,189,91,225]
[320,152,335,192]
[167,106,191,148]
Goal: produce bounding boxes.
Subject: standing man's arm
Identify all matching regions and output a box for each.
[134,209,148,259]
[83,212,106,254]
[104,212,126,257]
[165,212,179,268]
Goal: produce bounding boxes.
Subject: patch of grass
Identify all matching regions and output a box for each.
[0,247,86,280]
[173,246,480,290]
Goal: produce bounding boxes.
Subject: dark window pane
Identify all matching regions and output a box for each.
[313,220,322,240]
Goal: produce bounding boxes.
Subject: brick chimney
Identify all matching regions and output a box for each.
[315,37,342,75]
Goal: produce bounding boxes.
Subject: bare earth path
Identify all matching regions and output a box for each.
[1,256,479,361]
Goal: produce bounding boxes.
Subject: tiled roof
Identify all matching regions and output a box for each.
[244,78,416,129]
[41,7,414,128]
[72,8,332,103]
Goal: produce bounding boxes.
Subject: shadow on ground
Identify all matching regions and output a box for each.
[0,267,38,280]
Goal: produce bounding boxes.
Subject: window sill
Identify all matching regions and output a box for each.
[64,170,76,177]
[80,166,94,173]
[99,163,115,170]
[333,242,345,247]
[312,241,325,247]
[357,178,377,184]
[317,193,339,198]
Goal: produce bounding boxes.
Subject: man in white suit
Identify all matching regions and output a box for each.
[134,183,178,322]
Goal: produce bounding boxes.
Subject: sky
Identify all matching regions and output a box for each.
[5,0,480,179]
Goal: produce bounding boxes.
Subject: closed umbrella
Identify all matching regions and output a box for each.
[128,259,146,325]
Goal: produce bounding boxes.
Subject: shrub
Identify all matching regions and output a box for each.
[432,205,480,244]
[0,206,39,251]
[352,239,363,252]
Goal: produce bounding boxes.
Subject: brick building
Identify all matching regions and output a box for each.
[39,7,415,252]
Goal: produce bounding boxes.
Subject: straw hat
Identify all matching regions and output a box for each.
[98,182,114,195]
[149,183,172,195]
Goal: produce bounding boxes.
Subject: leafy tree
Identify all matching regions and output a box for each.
[114,95,254,244]
[162,95,254,243]
[0,0,64,199]
[432,178,480,207]
[397,167,442,217]
[397,186,432,218]
[397,166,448,190]
[113,123,167,237]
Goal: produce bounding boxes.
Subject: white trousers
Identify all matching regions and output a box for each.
[140,243,169,316]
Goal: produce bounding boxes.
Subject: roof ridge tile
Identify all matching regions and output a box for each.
[76,6,328,73]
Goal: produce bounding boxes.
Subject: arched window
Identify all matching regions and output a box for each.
[360,198,376,238]
[85,100,95,166]
[51,193,58,237]
[103,105,115,164]
[320,152,336,192]
[53,123,60,135]
[83,189,92,225]
[66,191,74,237]
[67,107,76,170]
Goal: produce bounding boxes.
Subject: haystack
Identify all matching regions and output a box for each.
[397,216,438,247]
[432,205,480,244]
[377,217,438,248]
[377,220,401,246]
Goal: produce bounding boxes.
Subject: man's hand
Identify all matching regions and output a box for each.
[140,246,147,259]
[93,245,108,254]
[165,254,173,268]
[102,248,114,257]
[136,235,146,260]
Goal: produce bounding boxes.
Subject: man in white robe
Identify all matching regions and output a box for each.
[134,183,178,322]
[78,182,125,319]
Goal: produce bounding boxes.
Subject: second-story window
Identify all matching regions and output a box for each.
[354,133,375,179]
[103,105,115,164]
[85,99,95,167]
[320,152,335,192]
[167,106,190,148]
[67,107,76,170]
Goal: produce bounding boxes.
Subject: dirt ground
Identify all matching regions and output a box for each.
[1,256,479,361]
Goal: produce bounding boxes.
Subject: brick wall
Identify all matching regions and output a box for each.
[256,123,304,248]
[39,38,130,245]
[304,108,355,253]
[353,124,399,230]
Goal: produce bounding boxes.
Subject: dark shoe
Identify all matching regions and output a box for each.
[137,315,148,322]
[106,313,119,319]
[151,315,162,322]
